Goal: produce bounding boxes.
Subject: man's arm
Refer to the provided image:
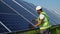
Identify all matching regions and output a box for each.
[34,14,44,28]
[34,19,43,27]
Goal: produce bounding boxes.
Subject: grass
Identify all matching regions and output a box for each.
[50,25,60,34]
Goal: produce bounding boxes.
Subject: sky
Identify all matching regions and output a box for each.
[23,0,60,11]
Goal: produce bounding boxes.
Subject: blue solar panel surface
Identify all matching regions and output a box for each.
[0,0,37,33]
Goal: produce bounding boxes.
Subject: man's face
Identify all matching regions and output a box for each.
[37,9,42,14]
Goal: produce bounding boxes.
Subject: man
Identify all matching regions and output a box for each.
[34,6,51,34]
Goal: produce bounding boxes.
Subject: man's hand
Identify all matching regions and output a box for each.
[34,25,37,28]
[31,19,36,22]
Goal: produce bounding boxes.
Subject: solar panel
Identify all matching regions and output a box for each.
[43,8,60,25]
[0,0,60,33]
[0,0,37,33]
[0,23,8,33]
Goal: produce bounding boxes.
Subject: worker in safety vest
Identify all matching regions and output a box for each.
[34,6,51,34]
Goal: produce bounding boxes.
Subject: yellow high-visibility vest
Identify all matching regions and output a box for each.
[37,12,51,30]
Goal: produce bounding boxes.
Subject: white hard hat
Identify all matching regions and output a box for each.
[36,6,42,10]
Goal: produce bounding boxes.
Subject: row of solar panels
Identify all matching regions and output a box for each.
[0,0,37,33]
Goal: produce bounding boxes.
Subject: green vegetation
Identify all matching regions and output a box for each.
[50,25,60,34]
